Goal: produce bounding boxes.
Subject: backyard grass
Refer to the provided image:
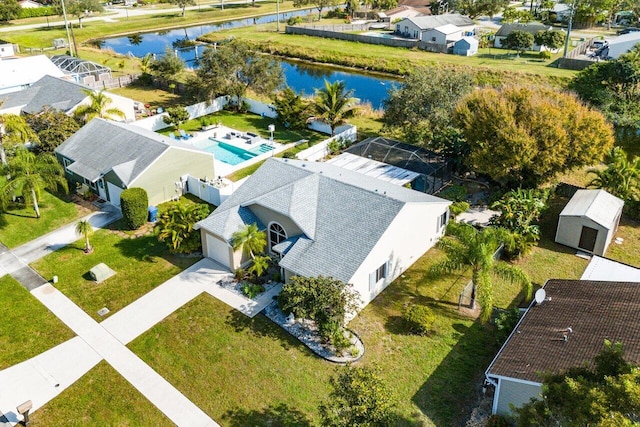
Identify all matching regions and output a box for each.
[0,275,75,370]
[0,191,90,248]
[31,221,200,321]
[30,361,171,426]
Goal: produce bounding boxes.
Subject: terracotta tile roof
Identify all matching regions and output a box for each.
[488,279,640,383]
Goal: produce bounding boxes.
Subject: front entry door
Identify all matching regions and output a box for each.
[97,179,107,200]
[578,226,598,252]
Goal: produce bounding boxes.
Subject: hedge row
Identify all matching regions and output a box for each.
[19,6,56,19]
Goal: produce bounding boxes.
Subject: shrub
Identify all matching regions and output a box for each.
[242,283,265,298]
[19,6,55,18]
[539,50,552,60]
[450,201,470,217]
[487,414,510,427]
[402,304,435,335]
[155,202,210,254]
[120,188,148,230]
[282,151,297,159]
[494,307,520,343]
[235,267,248,281]
[287,16,303,25]
[439,185,467,202]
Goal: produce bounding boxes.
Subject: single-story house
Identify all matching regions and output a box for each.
[395,14,475,39]
[485,279,640,415]
[453,36,479,55]
[55,119,215,206]
[0,40,16,58]
[19,0,43,8]
[0,75,136,121]
[606,32,640,59]
[195,158,451,310]
[494,23,552,51]
[0,55,66,95]
[555,189,623,256]
[379,6,427,21]
[421,24,465,45]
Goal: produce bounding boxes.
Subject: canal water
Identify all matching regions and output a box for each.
[100,10,398,108]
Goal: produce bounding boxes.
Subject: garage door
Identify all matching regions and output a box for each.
[106,182,124,207]
[205,233,232,269]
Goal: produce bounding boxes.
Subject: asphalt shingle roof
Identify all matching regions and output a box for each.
[405,13,474,29]
[495,23,552,37]
[488,279,640,383]
[55,118,193,184]
[196,158,449,283]
[0,75,89,114]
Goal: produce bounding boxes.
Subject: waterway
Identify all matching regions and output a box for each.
[100,11,398,108]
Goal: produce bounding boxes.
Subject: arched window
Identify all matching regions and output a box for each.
[269,223,287,252]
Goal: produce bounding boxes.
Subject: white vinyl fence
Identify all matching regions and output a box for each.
[296,125,358,161]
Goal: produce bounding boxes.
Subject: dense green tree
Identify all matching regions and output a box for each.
[73,89,125,123]
[502,7,534,23]
[0,113,39,165]
[171,0,195,16]
[311,80,358,136]
[0,147,68,218]
[120,188,148,230]
[515,341,640,426]
[75,219,94,253]
[429,222,531,323]
[155,202,210,253]
[382,66,473,151]
[319,365,396,427]
[54,0,103,28]
[231,223,266,260]
[503,30,534,54]
[449,0,508,18]
[162,106,190,130]
[26,108,80,155]
[293,0,337,19]
[588,147,640,201]
[150,47,185,85]
[533,30,565,49]
[361,0,397,10]
[190,40,282,108]
[273,86,309,130]
[454,86,614,188]
[0,0,21,21]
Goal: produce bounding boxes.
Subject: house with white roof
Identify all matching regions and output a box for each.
[581,255,640,282]
[0,40,16,58]
[0,55,66,95]
[195,158,451,309]
[555,189,623,256]
[394,14,475,39]
[55,119,215,206]
[605,32,640,59]
[422,24,465,45]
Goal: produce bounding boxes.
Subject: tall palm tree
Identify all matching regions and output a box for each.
[73,89,126,123]
[0,147,68,218]
[75,219,94,253]
[429,222,531,323]
[311,80,358,136]
[0,112,38,166]
[588,147,640,201]
[231,223,266,260]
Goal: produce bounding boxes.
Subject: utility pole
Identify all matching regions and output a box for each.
[276,0,280,32]
[60,0,74,56]
[563,0,577,58]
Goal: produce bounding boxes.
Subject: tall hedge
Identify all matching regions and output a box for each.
[120,188,148,230]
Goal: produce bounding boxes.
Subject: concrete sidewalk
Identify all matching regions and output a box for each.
[31,284,218,426]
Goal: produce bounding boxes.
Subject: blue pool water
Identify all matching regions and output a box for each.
[197,139,274,166]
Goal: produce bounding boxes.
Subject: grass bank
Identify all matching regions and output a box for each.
[0,275,75,370]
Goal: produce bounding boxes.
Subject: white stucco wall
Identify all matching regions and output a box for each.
[494,378,542,415]
[395,19,422,38]
[348,201,450,309]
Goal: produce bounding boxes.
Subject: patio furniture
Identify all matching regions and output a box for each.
[179,129,192,140]
[169,132,178,140]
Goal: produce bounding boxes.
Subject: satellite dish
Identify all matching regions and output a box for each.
[535,288,546,305]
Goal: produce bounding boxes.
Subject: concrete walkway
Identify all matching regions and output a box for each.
[31,283,218,426]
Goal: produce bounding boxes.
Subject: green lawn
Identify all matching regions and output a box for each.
[0,275,75,370]
[31,221,200,321]
[30,361,172,426]
[0,191,90,248]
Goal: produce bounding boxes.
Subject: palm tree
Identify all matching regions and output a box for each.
[248,255,270,278]
[0,147,68,218]
[73,89,126,123]
[231,223,266,260]
[0,112,39,166]
[311,80,358,136]
[155,202,209,253]
[588,147,640,201]
[75,219,94,253]
[429,222,531,323]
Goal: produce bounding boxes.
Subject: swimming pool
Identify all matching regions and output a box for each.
[195,138,274,166]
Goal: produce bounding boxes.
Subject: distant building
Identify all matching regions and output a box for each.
[395,14,475,39]
[18,0,43,8]
[0,40,16,58]
[494,23,553,51]
[0,55,66,95]
[453,36,479,56]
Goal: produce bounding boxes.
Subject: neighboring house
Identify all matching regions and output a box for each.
[0,55,66,95]
[395,14,475,39]
[380,6,426,21]
[195,158,451,309]
[453,36,479,56]
[0,40,16,58]
[422,24,465,45]
[55,119,215,206]
[494,23,552,51]
[485,279,640,416]
[555,189,623,256]
[0,75,136,122]
[581,255,640,282]
[19,0,43,7]
[605,32,640,59]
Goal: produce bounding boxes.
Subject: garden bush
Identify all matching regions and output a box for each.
[539,50,552,60]
[19,6,55,18]
[120,188,148,230]
[282,151,297,159]
[438,185,467,202]
[287,16,303,25]
[402,304,435,335]
[242,283,265,299]
[450,201,470,218]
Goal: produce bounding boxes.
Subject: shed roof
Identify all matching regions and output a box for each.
[196,158,449,283]
[559,189,624,229]
[487,279,640,383]
[495,23,552,37]
[455,36,479,46]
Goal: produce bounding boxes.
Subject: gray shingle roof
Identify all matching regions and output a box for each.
[197,158,450,283]
[406,13,475,29]
[0,75,90,114]
[55,118,192,184]
[495,23,552,37]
